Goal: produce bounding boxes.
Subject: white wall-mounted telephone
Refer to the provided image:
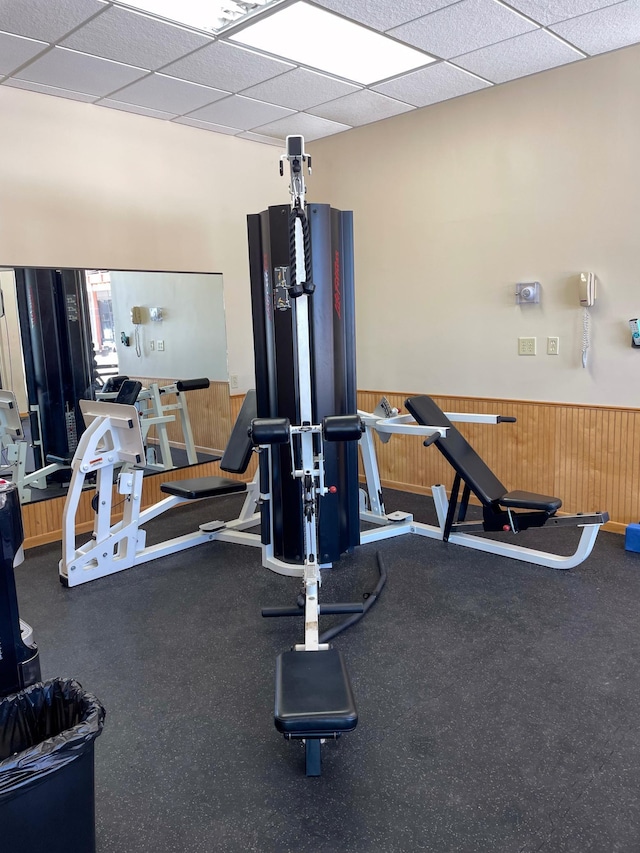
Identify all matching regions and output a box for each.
[578,273,596,368]
[579,272,596,307]
[130,306,143,357]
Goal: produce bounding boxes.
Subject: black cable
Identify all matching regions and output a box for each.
[318,552,387,644]
[288,206,313,295]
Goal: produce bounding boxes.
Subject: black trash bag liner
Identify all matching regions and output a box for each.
[0,677,105,797]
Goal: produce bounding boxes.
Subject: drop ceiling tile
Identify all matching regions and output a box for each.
[551,0,640,55]
[0,31,47,75]
[1,78,97,102]
[13,46,147,97]
[0,0,106,42]
[97,98,176,120]
[237,131,283,146]
[60,6,212,71]
[253,112,351,141]
[186,95,293,130]
[499,1,623,26]
[454,28,583,82]
[309,89,413,126]
[373,61,490,106]
[162,41,293,92]
[241,68,360,111]
[311,0,460,31]
[108,73,228,114]
[172,116,240,134]
[389,0,538,59]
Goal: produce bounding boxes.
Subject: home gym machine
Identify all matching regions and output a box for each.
[358,395,609,569]
[0,479,41,697]
[246,136,390,775]
[97,377,211,470]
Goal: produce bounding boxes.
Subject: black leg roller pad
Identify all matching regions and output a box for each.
[274,649,357,776]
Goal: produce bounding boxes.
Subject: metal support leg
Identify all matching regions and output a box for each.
[305,739,321,776]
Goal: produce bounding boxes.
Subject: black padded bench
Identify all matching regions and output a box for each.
[275,649,358,776]
[160,477,246,500]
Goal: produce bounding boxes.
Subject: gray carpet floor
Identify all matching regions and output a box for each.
[14,488,640,853]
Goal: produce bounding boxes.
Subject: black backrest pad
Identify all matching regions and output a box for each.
[220,389,257,474]
[115,380,142,405]
[404,395,507,505]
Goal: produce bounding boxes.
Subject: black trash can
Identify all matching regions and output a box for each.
[0,677,106,853]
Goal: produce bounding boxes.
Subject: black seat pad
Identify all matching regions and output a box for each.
[500,490,562,512]
[275,649,358,735]
[160,476,246,500]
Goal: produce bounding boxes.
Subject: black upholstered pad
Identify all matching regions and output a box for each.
[275,649,358,735]
[405,395,508,505]
[220,390,257,475]
[160,476,246,500]
[176,378,209,392]
[405,395,563,513]
[500,490,562,512]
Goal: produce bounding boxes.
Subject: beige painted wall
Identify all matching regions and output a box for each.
[0,86,284,394]
[4,44,640,408]
[308,44,640,407]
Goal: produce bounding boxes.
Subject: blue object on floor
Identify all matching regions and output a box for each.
[625,522,640,552]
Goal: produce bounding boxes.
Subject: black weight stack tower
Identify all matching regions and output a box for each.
[248,203,359,566]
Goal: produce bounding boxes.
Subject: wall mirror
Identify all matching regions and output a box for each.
[0,266,230,505]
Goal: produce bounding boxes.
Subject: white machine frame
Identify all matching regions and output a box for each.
[59,399,261,587]
[357,400,606,571]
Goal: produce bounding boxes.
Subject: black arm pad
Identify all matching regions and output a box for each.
[176,378,210,392]
[497,416,517,423]
[323,415,364,442]
[250,418,291,445]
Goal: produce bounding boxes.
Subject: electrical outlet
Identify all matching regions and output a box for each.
[547,336,559,355]
[230,374,239,390]
[149,340,155,351]
[518,336,536,356]
[157,340,164,351]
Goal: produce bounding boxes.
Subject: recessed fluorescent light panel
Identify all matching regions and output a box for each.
[115,0,279,33]
[230,1,435,84]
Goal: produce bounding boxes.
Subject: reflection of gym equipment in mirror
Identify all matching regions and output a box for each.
[97,376,212,470]
[0,266,229,504]
[0,390,72,503]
